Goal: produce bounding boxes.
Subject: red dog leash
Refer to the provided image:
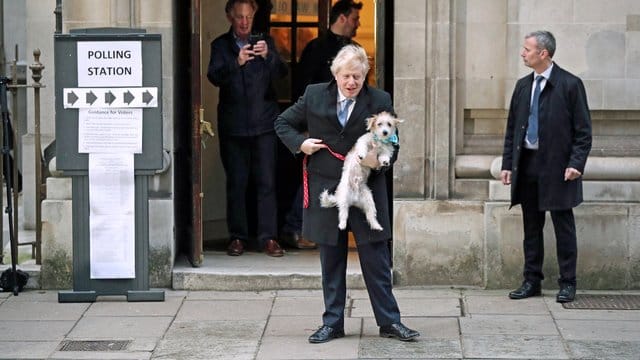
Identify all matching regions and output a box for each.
[303,146,345,208]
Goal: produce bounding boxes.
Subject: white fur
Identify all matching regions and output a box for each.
[320,111,402,230]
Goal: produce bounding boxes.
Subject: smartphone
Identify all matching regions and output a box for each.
[249,33,264,46]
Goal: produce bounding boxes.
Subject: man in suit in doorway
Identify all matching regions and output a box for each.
[501,30,592,303]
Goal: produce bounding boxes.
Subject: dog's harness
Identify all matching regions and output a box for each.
[303,146,345,209]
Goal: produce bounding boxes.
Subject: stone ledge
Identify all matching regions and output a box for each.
[489,180,640,202]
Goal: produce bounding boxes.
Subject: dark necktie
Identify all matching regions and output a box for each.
[526,75,544,144]
[338,98,353,127]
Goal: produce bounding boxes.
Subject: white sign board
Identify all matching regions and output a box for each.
[78,108,143,154]
[89,153,136,279]
[77,41,142,87]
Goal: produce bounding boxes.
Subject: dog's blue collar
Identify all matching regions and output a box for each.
[374,133,398,145]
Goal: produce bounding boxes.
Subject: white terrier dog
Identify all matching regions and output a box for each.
[320,111,402,230]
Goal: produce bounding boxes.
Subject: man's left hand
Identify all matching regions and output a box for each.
[564,167,582,181]
[359,149,381,169]
[252,40,269,59]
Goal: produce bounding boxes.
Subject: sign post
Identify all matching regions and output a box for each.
[54,28,164,302]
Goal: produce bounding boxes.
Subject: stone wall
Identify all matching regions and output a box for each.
[392,0,640,288]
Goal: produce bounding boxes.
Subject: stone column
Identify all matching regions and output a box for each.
[394,0,454,199]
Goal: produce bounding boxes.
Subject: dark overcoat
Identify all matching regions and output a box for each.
[207,29,288,136]
[275,81,397,246]
[501,63,592,210]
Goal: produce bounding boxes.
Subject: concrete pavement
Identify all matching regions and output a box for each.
[1,288,639,359]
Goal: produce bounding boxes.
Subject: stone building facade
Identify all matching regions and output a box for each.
[7,0,638,289]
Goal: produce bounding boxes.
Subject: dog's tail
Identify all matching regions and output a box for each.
[319,189,337,208]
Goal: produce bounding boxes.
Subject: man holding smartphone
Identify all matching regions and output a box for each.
[207,0,288,257]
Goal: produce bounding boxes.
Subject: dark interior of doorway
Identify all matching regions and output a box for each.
[173,2,193,258]
[173,0,395,260]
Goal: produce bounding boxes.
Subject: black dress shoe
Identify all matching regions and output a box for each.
[508,281,541,299]
[379,323,420,341]
[556,284,576,303]
[308,325,345,344]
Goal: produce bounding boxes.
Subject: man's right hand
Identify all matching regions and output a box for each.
[300,138,327,155]
[237,44,255,66]
[500,170,512,185]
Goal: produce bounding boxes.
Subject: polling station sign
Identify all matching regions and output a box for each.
[77,41,142,87]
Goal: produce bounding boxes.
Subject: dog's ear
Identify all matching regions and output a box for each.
[366,114,377,130]
[393,117,405,126]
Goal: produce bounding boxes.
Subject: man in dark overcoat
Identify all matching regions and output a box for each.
[501,30,592,303]
[275,45,419,343]
[207,0,288,257]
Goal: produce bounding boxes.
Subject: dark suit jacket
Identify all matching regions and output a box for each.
[207,29,288,136]
[275,81,397,245]
[501,63,592,210]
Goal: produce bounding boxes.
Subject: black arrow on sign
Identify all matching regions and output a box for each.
[67,91,78,105]
[86,91,97,105]
[123,90,135,105]
[105,91,116,105]
[142,90,154,105]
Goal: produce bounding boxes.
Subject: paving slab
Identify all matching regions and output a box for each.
[359,337,462,359]
[462,334,569,359]
[350,288,463,299]
[0,341,60,359]
[67,316,173,351]
[566,340,640,360]
[544,296,640,320]
[0,320,75,341]
[185,290,276,300]
[351,297,460,318]
[276,289,323,297]
[4,290,59,302]
[85,296,183,317]
[0,300,89,320]
[465,295,549,315]
[49,351,152,359]
[153,320,264,360]
[256,335,360,360]
[555,319,640,341]
[265,316,360,337]
[460,314,558,336]
[362,317,460,339]
[175,299,272,321]
[270,296,325,316]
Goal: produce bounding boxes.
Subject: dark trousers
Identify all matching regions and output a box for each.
[319,231,400,329]
[518,149,577,286]
[219,132,277,247]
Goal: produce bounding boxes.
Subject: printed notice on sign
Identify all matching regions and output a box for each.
[78,109,142,153]
[89,153,135,279]
[77,41,142,87]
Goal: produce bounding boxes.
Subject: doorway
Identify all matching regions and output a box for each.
[175,0,392,264]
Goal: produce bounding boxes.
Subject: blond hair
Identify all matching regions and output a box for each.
[330,45,369,77]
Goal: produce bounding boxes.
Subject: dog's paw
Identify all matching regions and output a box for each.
[371,223,383,231]
[338,221,347,230]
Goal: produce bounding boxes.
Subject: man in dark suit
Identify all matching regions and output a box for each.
[275,45,419,343]
[501,30,592,303]
[279,0,363,250]
[207,0,288,257]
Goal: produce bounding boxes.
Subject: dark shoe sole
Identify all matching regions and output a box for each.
[556,296,575,303]
[308,332,344,344]
[508,291,541,300]
[379,332,419,341]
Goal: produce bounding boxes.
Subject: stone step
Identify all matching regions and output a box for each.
[172,250,366,291]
